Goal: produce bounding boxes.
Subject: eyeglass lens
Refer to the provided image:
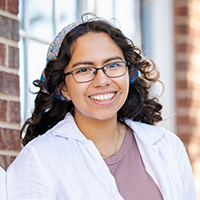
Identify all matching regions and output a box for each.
[72,62,127,83]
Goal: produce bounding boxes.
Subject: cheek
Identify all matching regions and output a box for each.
[123,73,130,90]
[67,81,88,100]
[122,75,130,100]
[63,78,75,100]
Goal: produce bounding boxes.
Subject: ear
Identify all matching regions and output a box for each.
[59,82,72,101]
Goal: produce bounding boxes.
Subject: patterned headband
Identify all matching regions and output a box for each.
[40,20,139,101]
[40,21,82,101]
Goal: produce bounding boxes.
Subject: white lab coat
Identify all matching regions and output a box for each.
[0,166,6,200]
[7,113,197,200]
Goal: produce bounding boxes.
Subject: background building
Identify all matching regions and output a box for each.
[0,0,199,198]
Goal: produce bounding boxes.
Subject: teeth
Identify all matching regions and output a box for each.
[90,93,115,101]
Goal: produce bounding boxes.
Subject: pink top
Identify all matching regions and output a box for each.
[104,127,163,200]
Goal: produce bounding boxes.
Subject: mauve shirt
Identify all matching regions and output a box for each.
[104,127,163,200]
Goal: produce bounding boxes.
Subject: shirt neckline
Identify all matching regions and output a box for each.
[104,127,133,165]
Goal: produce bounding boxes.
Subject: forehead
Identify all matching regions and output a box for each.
[70,32,124,62]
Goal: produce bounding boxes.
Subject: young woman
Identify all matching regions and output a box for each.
[7,14,196,200]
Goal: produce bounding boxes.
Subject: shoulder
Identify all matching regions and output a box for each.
[7,131,53,170]
[22,129,57,153]
[7,114,84,173]
[125,120,193,173]
[17,113,77,155]
[125,120,196,198]
[125,119,181,145]
[7,134,57,199]
[125,119,186,160]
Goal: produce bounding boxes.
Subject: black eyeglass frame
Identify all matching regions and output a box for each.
[63,61,130,83]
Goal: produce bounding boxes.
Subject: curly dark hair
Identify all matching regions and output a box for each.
[21,16,162,146]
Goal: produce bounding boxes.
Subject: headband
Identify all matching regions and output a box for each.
[40,20,139,101]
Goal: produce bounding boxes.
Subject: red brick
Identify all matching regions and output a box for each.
[175,24,188,34]
[0,0,5,11]
[177,115,200,126]
[176,80,187,89]
[0,71,19,96]
[0,128,21,151]
[0,99,7,121]
[176,43,187,52]
[8,101,20,123]
[0,71,5,93]
[176,98,189,107]
[0,155,16,170]
[177,116,189,125]
[177,97,200,108]
[174,1,200,198]
[176,61,188,70]
[7,0,18,15]
[0,16,19,41]
[8,46,19,69]
[0,43,6,66]
[175,6,188,16]
[6,73,20,95]
[178,134,200,145]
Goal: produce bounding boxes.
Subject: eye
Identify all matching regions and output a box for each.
[74,67,93,74]
[107,62,122,69]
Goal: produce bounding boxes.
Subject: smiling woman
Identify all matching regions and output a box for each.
[6,14,197,200]
[62,32,129,125]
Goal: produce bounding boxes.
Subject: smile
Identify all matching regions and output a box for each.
[89,93,115,101]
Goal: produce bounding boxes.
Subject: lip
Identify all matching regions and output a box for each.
[88,91,117,105]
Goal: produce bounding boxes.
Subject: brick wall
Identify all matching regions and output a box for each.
[0,0,21,170]
[174,0,200,197]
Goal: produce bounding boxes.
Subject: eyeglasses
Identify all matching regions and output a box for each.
[64,61,129,83]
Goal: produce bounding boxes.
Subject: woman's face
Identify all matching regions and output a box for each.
[63,32,129,122]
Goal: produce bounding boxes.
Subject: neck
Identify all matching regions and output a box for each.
[74,111,126,157]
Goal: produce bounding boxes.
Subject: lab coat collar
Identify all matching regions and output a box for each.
[51,113,165,146]
[51,113,88,142]
[125,119,166,145]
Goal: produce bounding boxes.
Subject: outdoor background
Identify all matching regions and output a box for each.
[0,0,200,198]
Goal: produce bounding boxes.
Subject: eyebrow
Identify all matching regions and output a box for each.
[103,56,123,64]
[72,56,123,68]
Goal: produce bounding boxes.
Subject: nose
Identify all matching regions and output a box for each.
[92,68,111,87]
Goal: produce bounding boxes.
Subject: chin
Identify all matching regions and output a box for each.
[91,112,117,121]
